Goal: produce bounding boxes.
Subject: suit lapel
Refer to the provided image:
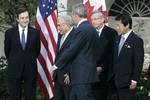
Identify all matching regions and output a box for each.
[25,27,31,50]
[114,36,120,59]
[99,25,106,38]
[118,32,133,57]
[15,26,31,51]
[59,28,74,52]
[15,27,23,50]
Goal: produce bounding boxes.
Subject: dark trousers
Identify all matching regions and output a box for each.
[53,81,71,100]
[8,65,37,100]
[70,84,94,100]
[107,78,137,100]
[92,82,108,100]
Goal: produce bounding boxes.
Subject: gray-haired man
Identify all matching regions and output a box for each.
[53,15,75,100]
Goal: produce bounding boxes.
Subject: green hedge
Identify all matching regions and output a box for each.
[137,70,150,100]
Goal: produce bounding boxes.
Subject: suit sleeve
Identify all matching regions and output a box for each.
[4,30,11,60]
[132,38,144,81]
[55,31,88,69]
[36,30,41,58]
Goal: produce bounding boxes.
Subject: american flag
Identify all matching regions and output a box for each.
[83,0,108,24]
[35,0,58,99]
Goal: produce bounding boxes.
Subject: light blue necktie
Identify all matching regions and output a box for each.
[118,36,125,55]
[21,29,26,50]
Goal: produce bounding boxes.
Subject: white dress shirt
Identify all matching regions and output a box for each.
[18,24,28,44]
[97,25,104,37]
[77,18,87,27]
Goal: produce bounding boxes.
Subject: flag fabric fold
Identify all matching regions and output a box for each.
[35,0,58,99]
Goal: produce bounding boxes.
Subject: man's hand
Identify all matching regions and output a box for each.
[129,81,137,90]
[50,65,58,78]
[96,66,103,75]
[64,74,70,85]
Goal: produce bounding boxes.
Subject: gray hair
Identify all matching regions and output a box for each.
[58,15,74,27]
[90,10,104,19]
[72,3,88,18]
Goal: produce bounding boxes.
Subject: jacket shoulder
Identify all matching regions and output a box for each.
[131,32,143,42]
[5,26,17,32]
[104,26,117,34]
[5,27,18,36]
[28,26,40,34]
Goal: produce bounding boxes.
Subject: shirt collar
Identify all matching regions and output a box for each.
[121,30,132,41]
[77,18,87,27]
[18,24,28,33]
[63,27,73,41]
[97,25,104,35]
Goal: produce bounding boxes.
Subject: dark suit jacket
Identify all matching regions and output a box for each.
[108,31,144,88]
[96,25,117,82]
[55,21,99,84]
[4,26,41,79]
[54,28,75,84]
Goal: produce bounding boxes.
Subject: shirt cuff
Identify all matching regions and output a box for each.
[53,65,58,69]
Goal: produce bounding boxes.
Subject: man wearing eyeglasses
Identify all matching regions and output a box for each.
[90,10,117,100]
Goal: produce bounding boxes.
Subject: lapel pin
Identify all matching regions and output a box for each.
[125,44,131,48]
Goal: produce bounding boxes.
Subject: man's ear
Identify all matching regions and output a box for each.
[125,24,129,29]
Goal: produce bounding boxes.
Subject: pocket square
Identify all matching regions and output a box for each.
[125,44,131,48]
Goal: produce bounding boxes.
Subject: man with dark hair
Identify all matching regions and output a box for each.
[4,8,40,100]
[90,10,117,100]
[108,14,144,100]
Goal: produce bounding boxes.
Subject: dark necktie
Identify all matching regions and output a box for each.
[21,29,26,50]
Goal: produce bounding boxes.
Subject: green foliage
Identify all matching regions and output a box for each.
[0,56,8,99]
[137,70,150,100]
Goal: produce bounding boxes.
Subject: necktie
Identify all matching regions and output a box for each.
[59,36,64,49]
[118,36,125,55]
[97,29,101,37]
[21,29,26,50]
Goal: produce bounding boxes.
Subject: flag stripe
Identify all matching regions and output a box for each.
[40,31,54,64]
[38,54,54,91]
[36,0,58,99]
[51,11,58,30]
[38,75,50,99]
[44,19,57,52]
[35,20,54,64]
[47,14,58,43]
[36,9,56,61]
[37,60,53,98]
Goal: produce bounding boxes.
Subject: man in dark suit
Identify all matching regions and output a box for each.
[53,15,75,100]
[52,3,99,100]
[108,14,144,100]
[90,10,117,100]
[4,8,40,100]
